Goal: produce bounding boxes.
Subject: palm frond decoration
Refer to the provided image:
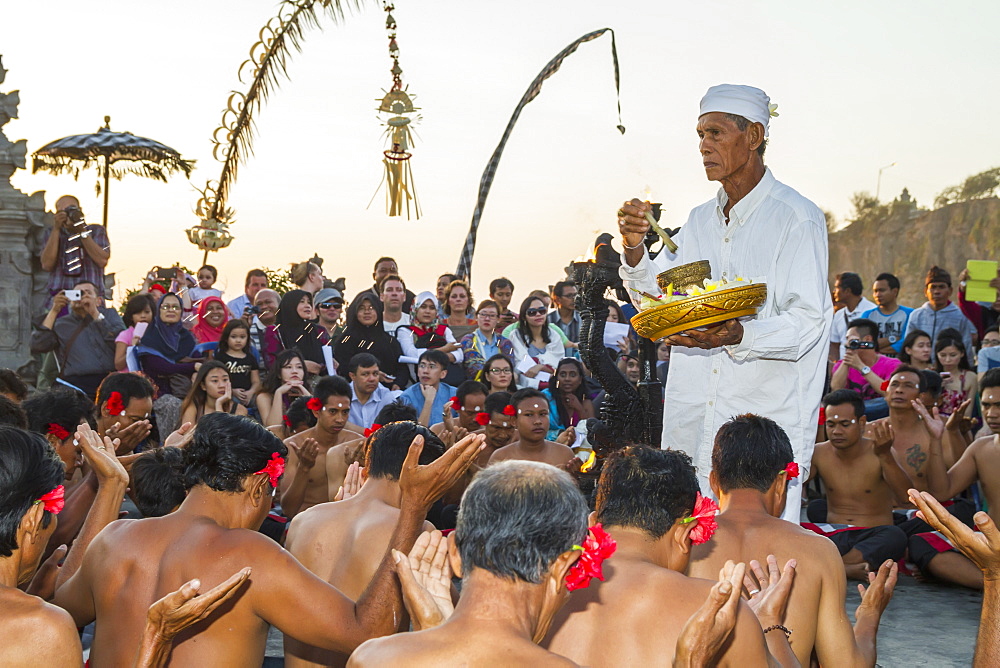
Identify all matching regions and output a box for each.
[202,0,355,221]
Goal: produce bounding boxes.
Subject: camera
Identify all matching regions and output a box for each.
[847,339,876,350]
[244,305,262,315]
[63,205,85,225]
[63,289,81,302]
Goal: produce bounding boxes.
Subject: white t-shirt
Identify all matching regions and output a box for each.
[830,297,877,359]
[383,312,411,335]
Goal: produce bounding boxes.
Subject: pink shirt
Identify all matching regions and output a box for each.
[832,355,901,400]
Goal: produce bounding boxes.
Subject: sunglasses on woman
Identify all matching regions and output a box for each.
[525,307,546,317]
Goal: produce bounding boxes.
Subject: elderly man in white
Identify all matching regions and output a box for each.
[617,84,832,523]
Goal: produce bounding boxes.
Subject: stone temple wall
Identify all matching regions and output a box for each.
[0,55,55,380]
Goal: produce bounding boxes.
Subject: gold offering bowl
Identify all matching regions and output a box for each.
[631,283,768,340]
[656,260,712,294]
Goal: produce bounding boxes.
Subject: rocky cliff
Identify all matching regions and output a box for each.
[828,196,1000,305]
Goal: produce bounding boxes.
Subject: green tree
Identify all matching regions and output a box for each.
[848,191,889,226]
[934,167,1000,208]
[262,267,296,296]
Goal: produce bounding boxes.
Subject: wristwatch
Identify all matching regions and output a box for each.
[860,365,871,376]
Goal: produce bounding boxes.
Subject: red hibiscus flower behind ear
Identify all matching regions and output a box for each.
[784,461,800,479]
[47,423,71,441]
[105,391,126,417]
[817,407,826,426]
[880,379,890,392]
[37,485,66,514]
[503,405,517,417]
[448,396,460,411]
[253,453,285,488]
[680,493,719,545]
[283,415,293,429]
[474,412,490,426]
[364,423,383,438]
[306,397,323,411]
[565,524,617,592]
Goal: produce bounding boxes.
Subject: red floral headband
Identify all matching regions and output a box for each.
[783,461,799,479]
[254,453,285,488]
[565,523,617,591]
[35,485,65,515]
[105,391,126,417]
[306,397,323,411]
[680,492,719,545]
[364,423,383,438]
[47,423,71,441]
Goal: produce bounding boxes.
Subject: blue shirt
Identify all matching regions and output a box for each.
[398,381,457,427]
[349,382,401,430]
[862,305,913,354]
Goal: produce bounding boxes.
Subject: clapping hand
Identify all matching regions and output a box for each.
[674,561,746,667]
[741,555,796,629]
[334,461,363,501]
[865,419,895,457]
[289,438,320,472]
[909,489,1000,580]
[394,531,454,631]
[911,400,945,440]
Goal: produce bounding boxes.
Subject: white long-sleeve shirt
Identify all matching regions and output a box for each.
[620,169,832,490]
[396,326,464,364]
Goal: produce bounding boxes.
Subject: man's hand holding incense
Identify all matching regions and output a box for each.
[618,198,653,250]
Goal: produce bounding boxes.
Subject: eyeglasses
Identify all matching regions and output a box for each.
[984,339,1000,347]
[160,304,180,311]
[357,304,377,313]
[488,367,512,374]
[526,307,546,317]
[317,302,343,309]
[477,312,498,319]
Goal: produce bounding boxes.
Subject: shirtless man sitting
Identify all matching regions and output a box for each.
[803,390,911,579]
[488,389,574,467]
[349,460,592,666]
[478,391,516,468]
[282,375,363,518]
[286,422,449,667]
[433,379,489,437]
[919,367,1000,589]
[0,424,255,667]
[688,414,898,667]
[52,412,484,667]
[544,446,777,666]
[326,402,417,501]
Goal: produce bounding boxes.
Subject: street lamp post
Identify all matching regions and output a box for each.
[876,161,897,200]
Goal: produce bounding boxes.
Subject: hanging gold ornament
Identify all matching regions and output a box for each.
[374,2,421,219]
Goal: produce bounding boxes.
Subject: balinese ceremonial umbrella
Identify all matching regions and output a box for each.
[31,116,194,228]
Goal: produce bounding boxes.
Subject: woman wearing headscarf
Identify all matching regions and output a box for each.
[136,292,200,436]
[333,291,401,386]
[190,295,229,345]
[262,289,329,376]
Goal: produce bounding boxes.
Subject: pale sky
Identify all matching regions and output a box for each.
[3,0,998,304]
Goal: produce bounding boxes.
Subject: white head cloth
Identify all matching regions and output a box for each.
[413,290,439,312]
[699,84,776,137]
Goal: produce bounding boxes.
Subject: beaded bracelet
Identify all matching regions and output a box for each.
[763,624,792,639]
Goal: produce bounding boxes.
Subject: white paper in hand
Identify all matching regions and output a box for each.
[603,322,630,349]
[322,346,335,376]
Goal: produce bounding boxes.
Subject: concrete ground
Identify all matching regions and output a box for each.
[262,575,981,666]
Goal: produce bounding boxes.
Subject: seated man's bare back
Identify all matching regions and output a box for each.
[286,423,446,668]
[545,447,768,667]
[688,413,897,667]
[52,414,483,667]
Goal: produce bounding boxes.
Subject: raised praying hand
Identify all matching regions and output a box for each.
[394,531,454,631]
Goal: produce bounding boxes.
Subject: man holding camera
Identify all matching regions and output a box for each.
[39,195,110,306]
[30,281,124,399]
[830,318,901,419]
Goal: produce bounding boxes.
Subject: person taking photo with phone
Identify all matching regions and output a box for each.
[30,281,124,399]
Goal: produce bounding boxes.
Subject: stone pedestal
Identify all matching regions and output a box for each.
[0,56,53,378]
